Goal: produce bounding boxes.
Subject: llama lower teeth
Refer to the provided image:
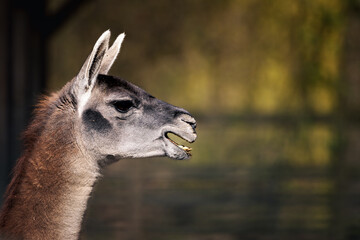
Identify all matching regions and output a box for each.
[165,133,193,154]
[178,145,192,153]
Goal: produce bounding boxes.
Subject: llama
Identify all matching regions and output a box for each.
[0,30,197,240]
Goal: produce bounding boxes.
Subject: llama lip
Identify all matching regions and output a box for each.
[165,132,193,156]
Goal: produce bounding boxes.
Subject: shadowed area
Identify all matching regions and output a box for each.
[83,109,112,133]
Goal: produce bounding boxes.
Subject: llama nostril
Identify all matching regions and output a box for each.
[189,121,197,130]
[181,118,197,130]
[178,113,197,131]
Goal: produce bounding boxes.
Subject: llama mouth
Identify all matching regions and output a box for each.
[165,132,193,157]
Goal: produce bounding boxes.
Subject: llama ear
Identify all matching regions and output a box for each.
[99,33,125,74]
[75,30,110,115]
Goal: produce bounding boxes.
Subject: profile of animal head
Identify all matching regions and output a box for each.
[68,30,197,164]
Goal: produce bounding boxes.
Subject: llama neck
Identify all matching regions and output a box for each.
[0,98,100,240]
[0,144,99,240]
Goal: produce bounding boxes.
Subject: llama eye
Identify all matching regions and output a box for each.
[112,100,134,113]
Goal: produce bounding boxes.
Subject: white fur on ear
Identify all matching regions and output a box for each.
[99,33,125,74]
[76,30,111,116]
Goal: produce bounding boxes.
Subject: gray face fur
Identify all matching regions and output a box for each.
[71,31,197,164]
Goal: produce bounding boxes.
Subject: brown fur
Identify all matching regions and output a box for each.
[0,31,197,240]
[0,86,98,240]
[0,31,118,239]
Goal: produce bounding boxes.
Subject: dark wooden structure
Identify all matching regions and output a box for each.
[0,0,88,202]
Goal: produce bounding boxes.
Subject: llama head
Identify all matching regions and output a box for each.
[70,30,197,164]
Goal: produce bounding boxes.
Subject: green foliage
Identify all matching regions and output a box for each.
[49,0,345,116]
[46,0,360,239]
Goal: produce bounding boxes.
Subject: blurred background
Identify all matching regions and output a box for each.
[1,0,360,239]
